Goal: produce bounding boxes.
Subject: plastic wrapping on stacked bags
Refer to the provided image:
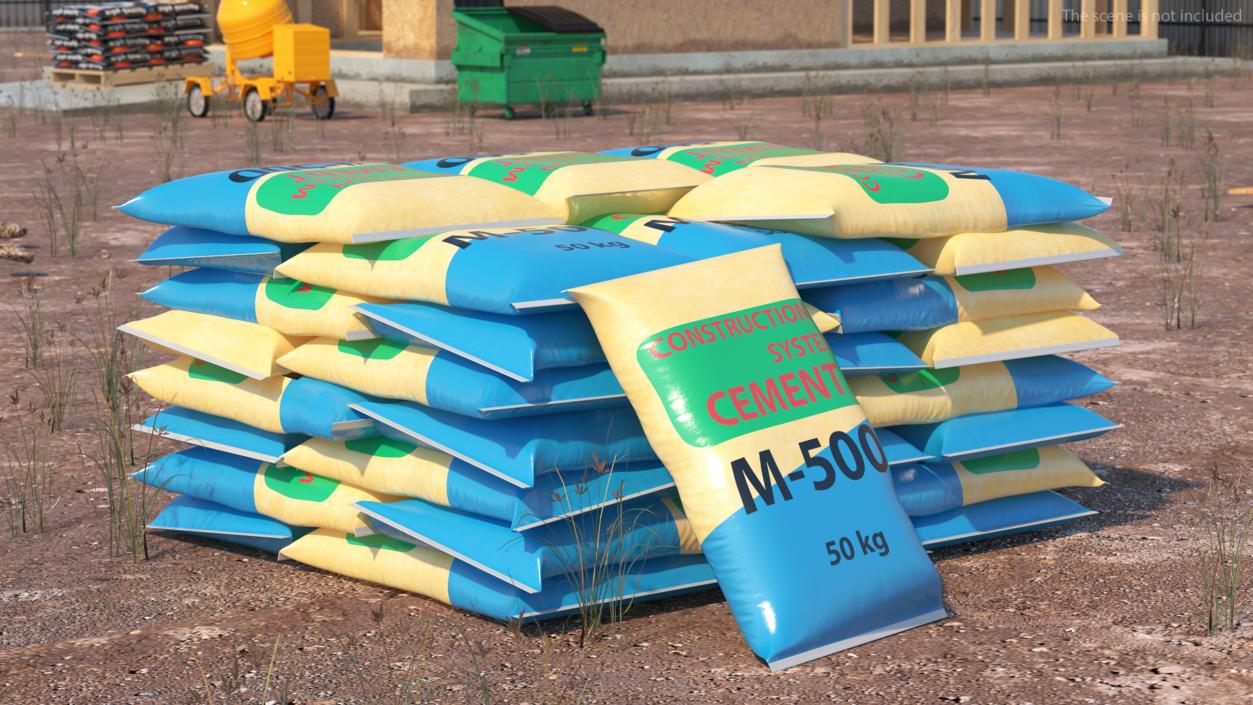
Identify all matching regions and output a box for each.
[122,149,1117,669]
[47,2,209,71]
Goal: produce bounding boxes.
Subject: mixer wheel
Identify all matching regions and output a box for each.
[243,88,268,123]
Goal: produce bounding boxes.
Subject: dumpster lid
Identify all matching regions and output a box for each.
[454,0,503,7]
[506,5,604,33]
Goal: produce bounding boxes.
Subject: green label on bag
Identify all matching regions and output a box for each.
[337,338,406,361]
[187,359,247,384]
[345,436,418,458]
[961,448,1041,474]
[263,464,339,502]
[466,152,632,196]
[782,164,950,204]
[263,276,334,310]
[581,213,647,234]
[953,268,1037,292]
[341,237,432,262]
[668,142,816,176]
[347,532,416,552]
[878,367,961,394]
[637,298,855,447]
[253,164,436,216]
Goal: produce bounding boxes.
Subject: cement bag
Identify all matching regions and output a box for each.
[135,406,304,464]
[913,490,1094,549]
[276,337,625,419]
[568,246,946,670]
[283,436,674,531]
[350,401,653,488]
[280,529,717,622]
[136,226,311,274]
[892,445,1102,517]
[583,214,929,287]
[119,309,304,380]
[668,163,1109,239]
[850,356,1114,427]
[141,268,386,340]
[357,495,694,593]
[149,495,308,554]
[274,225,693,315]
[806,266,1100,334]
[893,403,1120,463]
[117,163,560,244]
[828,332,926,375]
[136,447,396,533]
[888,222,1121,276]
[356,302,601,382]
[129,360,374,440]
[600,141,879,175]
[404,152,708,223]
[899,311,1119,368]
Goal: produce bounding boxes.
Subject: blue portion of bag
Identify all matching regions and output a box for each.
[892,464,965,517]
[913,490,1095,548]
[140,268,261,323]
[149,495,306,553]
[135,448,261,514]
[136,406,305,464]
[137,226,311,274]
[899,162,1109,227]
[804,277,957,333]
[424,355,625,418]
[116,163,353,235]
[891,403,1119,462]
[351,400,654,488]
[278,377,378,441]
[827,332,927,374]
[1004,356,1115,407]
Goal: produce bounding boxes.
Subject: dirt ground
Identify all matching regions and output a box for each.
[1,33,1252,704]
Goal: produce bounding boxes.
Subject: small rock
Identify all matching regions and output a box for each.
[1153,665,1184,675]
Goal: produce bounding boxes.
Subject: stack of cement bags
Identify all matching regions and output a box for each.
[118,146,1118,664]
[48,2,209,71]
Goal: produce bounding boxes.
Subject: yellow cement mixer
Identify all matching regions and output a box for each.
[184,0,337,122]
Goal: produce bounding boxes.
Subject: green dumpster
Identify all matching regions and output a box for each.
[451,0,606,119]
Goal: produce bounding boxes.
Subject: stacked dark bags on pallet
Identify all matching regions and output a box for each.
[48,1,209,71]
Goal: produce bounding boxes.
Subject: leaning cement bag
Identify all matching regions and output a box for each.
[141,268,387,340]
[892,402,1120,462]
[806,266,1100,334]
[892,445,1103,517]
[129,360,374,440]
[277,337,626,419]
[135,406,305,464]
[403,151,708,222]
[357,495,693,593]
[583,214,929,287]
[135,447,398,533]
[280,529,717,623]
[898,311,1119,368]
[120,309,305,380]
[136,226,311,274]
[117,163,560,244]
[568,246,946,669]
[887,222,1121,276]
[149,495,309,554]
[669,163,1109,239]
[283,436,674,531]
[350,401,654,488]
[274,225,692,315]
[849,356,1114,427]
[599,141,880,174]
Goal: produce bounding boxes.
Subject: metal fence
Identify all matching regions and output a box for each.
[1160,0,1253,56]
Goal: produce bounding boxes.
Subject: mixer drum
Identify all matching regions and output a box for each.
[218,0,294,60]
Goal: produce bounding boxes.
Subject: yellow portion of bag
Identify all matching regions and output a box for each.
[947,266,1100,322]
[280,528,454,603]
[569,246,869,542]
[128,357,289,433]
[661,496,701,554]
[899,222,1121,276]
[652,141,881,171]
[899,312,1120,368]
[849,362,1018,427]
[669,164,1007,239]
[273,233,459,305]
[954,445,1103,505]
[277,337,435,405]
[280,436,453,503]
[120,310,305,381]
[253,463,396,533]
[243,164,560,244]
[253,276,389,340]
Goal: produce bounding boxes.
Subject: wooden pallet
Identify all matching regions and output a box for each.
[46,63,202,89]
